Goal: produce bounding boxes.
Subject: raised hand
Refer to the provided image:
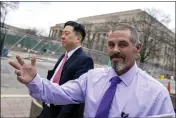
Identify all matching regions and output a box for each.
[9,55,37,84]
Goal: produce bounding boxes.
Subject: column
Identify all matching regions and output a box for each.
[49,30,52,37]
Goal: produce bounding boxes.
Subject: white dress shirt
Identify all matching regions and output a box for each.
[50,46,81,82]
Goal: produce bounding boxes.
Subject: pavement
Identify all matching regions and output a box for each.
[1,51,175,117]
[1,96,32,118]
[1,53,55,118]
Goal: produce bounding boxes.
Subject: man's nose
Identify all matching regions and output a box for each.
[61,34,65,39]
[113,44,120,53]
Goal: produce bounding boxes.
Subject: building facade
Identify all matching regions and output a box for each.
[49,9,175,72]
[0,23,27,35]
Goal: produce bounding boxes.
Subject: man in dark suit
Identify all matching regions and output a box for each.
[37,21,94,118]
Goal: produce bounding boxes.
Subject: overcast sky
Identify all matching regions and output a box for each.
[5,2,175,36]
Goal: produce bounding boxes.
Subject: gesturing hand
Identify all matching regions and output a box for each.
[9,55,37,84]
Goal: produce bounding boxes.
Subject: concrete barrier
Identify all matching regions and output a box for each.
[29,99,43,118]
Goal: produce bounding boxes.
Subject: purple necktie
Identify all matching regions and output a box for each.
[95,76,121,118]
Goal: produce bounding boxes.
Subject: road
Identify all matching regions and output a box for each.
[1,56,55,95]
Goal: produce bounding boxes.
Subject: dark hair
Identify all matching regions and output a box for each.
[64,21,86,43]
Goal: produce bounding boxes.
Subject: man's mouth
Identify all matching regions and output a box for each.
[111,57,124,62]
[61,40,65,44]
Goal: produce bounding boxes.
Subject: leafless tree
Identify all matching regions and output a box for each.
[82,22,97,54]
[0,2,19,27]
[102,15,129,31]
[100,9,173,65]
[0,2,19,56]
[132,8,173,64]
[94,9,174,70]
[83,16,126,54]
[25,28,45,37]
[25,28,38,35]
[105,15,121,31]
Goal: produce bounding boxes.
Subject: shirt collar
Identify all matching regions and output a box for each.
[108,62,138,87]
[66,46,81,59]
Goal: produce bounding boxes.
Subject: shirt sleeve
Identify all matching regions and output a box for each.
[26,72,88,105]
[149,89,175,117]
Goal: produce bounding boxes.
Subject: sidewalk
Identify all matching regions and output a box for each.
[1,96,32,118]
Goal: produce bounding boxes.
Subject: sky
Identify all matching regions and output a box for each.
[5,2,175,36]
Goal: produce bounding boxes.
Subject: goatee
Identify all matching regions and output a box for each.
[112,62,125,73]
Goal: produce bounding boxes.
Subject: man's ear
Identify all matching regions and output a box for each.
[136,43,142,52]
[76,35,81,43]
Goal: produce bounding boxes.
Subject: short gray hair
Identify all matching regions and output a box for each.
[110,24,140,46]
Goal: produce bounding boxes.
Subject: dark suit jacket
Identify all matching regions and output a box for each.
[38,47,94,118]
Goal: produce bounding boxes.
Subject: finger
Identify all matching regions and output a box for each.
[15,70,21,76]
[16,55,25,65]
[9,61,21,70]
[31,55,36,66]
[17,76,23,83]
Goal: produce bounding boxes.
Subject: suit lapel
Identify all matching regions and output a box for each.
[62,47,83,71]
[47,54,65,80]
